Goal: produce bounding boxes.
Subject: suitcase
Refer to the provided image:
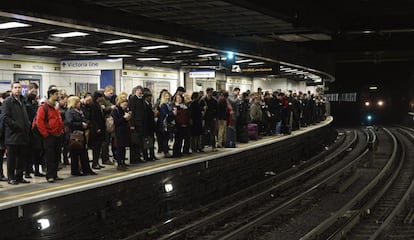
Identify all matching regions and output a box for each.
[225,126,236,148]
[237,125,249,143]
[248,123,258,140]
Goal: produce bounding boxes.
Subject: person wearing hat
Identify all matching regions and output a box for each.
[35,88,65,183]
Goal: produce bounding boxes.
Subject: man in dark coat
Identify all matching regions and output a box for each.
[2,81,31,185]
[89,91,106,169]
[128,85,145,163]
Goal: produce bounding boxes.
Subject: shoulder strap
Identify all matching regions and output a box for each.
[43,104,49,124]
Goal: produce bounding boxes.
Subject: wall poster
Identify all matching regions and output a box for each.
[14,73,42,96]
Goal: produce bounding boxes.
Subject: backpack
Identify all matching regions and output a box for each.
[32,104,49,137]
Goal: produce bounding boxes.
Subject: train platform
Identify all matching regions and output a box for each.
[0,117,334,240]
[0,117,332,210]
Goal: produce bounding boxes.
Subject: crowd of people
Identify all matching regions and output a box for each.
[0,82,327,186]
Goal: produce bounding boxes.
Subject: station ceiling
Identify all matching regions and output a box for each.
[0,0,413,81]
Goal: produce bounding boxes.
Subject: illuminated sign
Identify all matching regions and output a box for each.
[60,58,123,71]
[189,71,215,78]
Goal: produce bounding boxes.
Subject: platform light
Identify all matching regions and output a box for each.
[365,101,370,107]
[102,39,134,44]
[377,100,384,107]
[36,218,50,230]
[0,21,31,29]
[51,32,89,38]
[367,115,372,121]
[164,183,174,193]
[369,86,378,90]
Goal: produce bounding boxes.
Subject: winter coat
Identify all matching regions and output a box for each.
[65,108,87,146]
[88,101,105,146]
[2,95,31,145]
[111,106,130,147]
[189,100,203,136]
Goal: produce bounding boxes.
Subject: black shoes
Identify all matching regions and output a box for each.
[92,164,105,169]
[54,177,64,181]
[17,179,30,184]
[71,172,84,176]
[8,180,18,185]
[34,172,46,177]
[24,173,32,179]
[102,160,115,165]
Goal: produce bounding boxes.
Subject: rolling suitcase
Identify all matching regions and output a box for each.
[225,126,236,148]
[248,123,258,140]
[237,125,249,143]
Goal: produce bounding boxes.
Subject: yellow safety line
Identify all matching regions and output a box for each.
[0,119,328,202]
[0,156,193,202]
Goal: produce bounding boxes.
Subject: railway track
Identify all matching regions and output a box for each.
[124,129,369,240]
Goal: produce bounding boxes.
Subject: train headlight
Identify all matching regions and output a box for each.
[367,115,372,121]
[364,101,370,107]
[377,100,384,107]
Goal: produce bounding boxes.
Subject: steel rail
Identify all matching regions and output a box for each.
[300,127,398,240]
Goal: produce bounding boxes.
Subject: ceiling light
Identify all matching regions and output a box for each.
[235,59,252,63]
[102,39,134,44]
[51,32,89,38]
[226,51,234,60]
[173,50,194,54]
[0,22,31,29]
[198,53,218,58]
[71,50,98,54]
[162,61,176,64]
[24,45,56,49]
[248,62,265,66]
[137,58,160,61]
[108,54,132,57]
[141,45,169,50]
[0,40,4,43]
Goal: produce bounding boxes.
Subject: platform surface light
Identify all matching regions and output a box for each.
[377,100,384,106]
[164,183,173,193]
[365,101,370,107]
[37,218,50,230]
[226,51,234,60]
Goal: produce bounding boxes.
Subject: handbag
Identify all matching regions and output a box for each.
[163,114,176,134]
[105,116,115,133]
[143,136,154,149]
[69,130,84,150]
